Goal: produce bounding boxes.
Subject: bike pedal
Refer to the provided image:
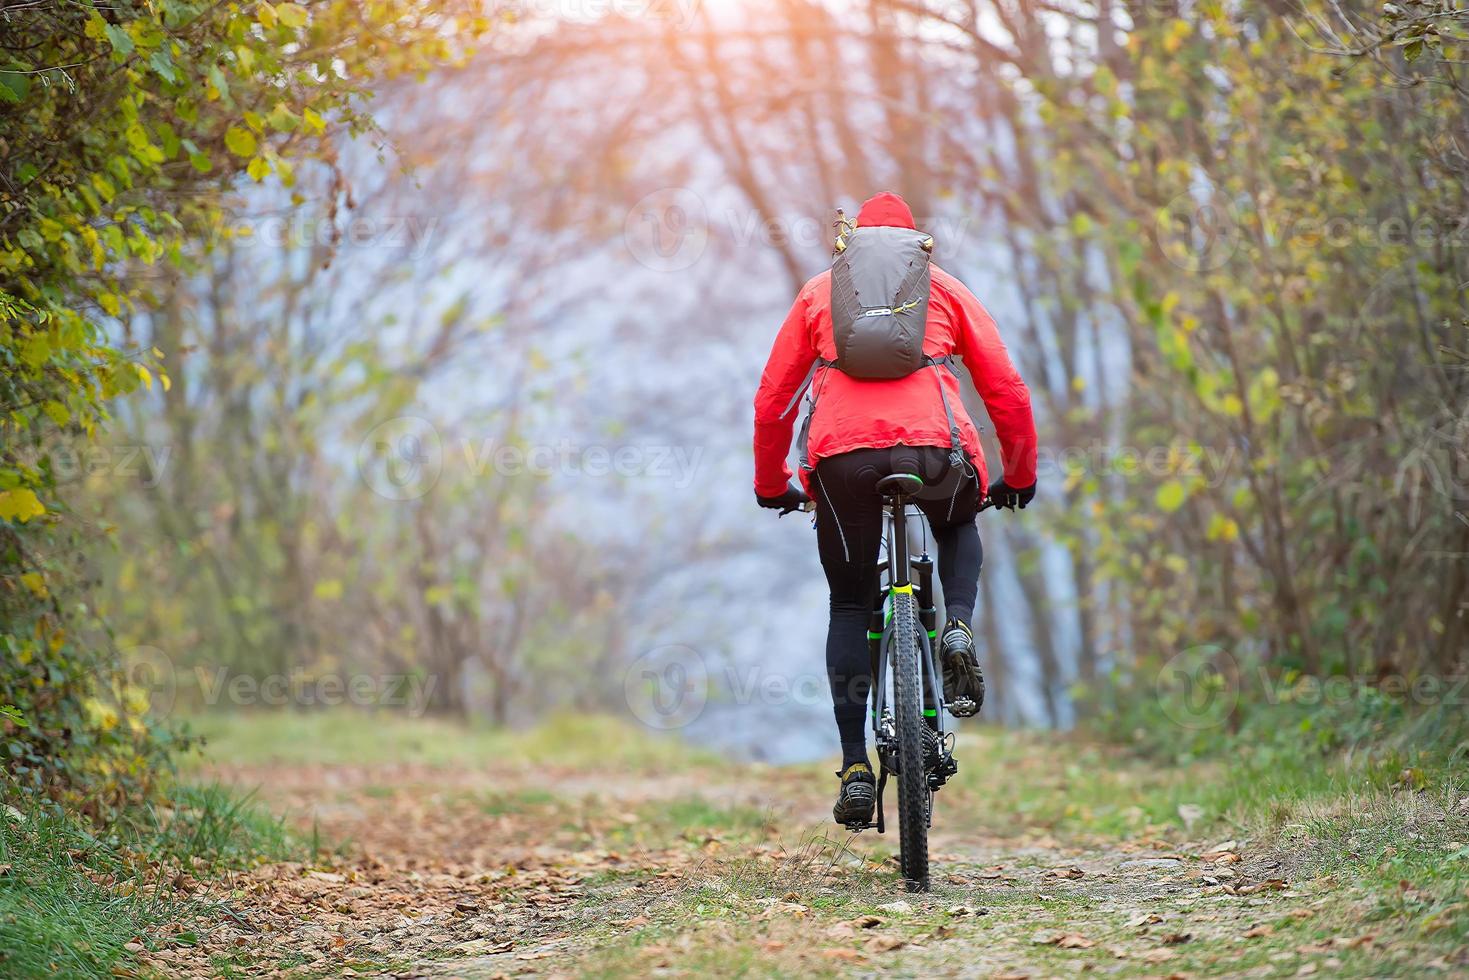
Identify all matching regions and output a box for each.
[928,754,959,790]
[947,696,978,718]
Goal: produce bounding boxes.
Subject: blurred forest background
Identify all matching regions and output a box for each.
[5,0,1469,805]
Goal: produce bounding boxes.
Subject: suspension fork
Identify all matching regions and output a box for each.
[913,552,941,727]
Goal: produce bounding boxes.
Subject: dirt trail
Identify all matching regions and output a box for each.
[151,746,1427,978]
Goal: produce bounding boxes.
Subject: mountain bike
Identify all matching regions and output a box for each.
[816,472,966,892]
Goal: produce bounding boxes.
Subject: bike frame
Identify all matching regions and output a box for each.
[867,498,948,833]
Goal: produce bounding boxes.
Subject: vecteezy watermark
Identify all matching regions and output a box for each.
[192,666,438,713]
[109,645,439,716]
[490,0,701,28]
[357,416,444,501]
[1154,645,1469,730]
[1396,418,1469,504]
[25,443,172,489]
[461,439,704,489]
[208,213,441,258]
[1154,644,1240,730]
[623,646,868,730]
[1040,440,1240,488]
[624,644,709,730]
[356,417,707,500]
[112,644,179,719]
[624,188,710,272]
[1258,670,1469,710]
[722,211,975,257]
[1156,187,1242,273]
[622,188,978,272]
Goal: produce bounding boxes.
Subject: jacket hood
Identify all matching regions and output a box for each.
[856,192,916,229]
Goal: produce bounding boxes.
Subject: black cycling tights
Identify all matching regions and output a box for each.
[810,445,983,755]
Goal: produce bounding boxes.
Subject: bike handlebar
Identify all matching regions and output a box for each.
[796,496,1001,515]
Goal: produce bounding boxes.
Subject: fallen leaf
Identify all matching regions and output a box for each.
[1126,913,1164,928]
[878,900,914,916]
[1033,931,1096,949]
[864,934,906,952]
[1161,932,1191,945]
[1047,866,1085,880]
[1243,925,1274,938]
[819,949,866,962]
[1237,879,1288,895]
[947,905,986,917]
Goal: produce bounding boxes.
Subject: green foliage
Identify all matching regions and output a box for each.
[1029,1,1469,690]
[1,0,484,805]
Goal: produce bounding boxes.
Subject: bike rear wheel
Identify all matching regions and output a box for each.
[890,590,930,892]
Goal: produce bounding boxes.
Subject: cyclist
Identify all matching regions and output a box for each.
[752,192,1038,825]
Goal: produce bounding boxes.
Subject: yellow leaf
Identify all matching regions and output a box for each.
[224,125,257,158]
[134,363,154,390]
[313,579,343,600]
[0,488,46,523]
[276,2,308,27]
[1207,514,1240,542]
[257,1,277,29]
[1155,480,1187,514]
[20,572,48,599]
[83,697,119,732]
[247,155,270,182]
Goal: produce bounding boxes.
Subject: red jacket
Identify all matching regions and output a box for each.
[753,192,1038,498]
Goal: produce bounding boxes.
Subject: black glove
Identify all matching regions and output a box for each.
[986,478,1036,510]
[756,482,811,516]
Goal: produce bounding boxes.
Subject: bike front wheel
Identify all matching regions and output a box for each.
[890,589,930,892]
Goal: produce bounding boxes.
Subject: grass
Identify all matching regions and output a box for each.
[13,705,1463,978]
[550,704,1469,977]
[179,709,721,773]
[0,785,302,979]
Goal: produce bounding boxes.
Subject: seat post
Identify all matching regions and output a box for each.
[889,498,911,589]
[875,473,923,590]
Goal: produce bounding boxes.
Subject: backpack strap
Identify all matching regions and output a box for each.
[923,355,972,473]
[780,358,832,420]
[794,359,836,472]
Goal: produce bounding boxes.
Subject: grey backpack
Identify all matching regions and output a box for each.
[829,224,935,379]
[780,214,966,474]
